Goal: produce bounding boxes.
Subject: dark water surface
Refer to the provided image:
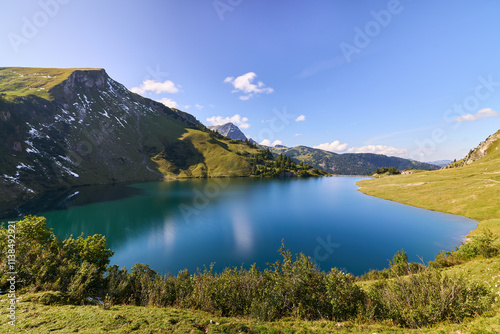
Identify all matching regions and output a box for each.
[4,177,477,276]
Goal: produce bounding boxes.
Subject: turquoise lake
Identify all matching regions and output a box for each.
[7,177,477,276]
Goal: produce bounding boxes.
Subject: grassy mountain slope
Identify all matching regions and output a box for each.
[446,130,500,169]
[271,145,440,175]
[356,129,500,331]
[151,128,262,178]
[0,67,98,100]
[0,67,273,206]
[357,129,500,225]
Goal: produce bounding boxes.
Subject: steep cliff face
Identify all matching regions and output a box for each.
[0,68,259,205]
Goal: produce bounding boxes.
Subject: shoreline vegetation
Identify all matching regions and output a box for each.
[0,211,498,333]
[1,132,499,332]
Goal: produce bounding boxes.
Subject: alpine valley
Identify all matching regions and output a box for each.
[0,67,276,205]
[0,67,437,207]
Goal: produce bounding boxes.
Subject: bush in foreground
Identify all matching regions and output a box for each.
[0,216,495,328]
[368,269,494,328]
[430,229,499,269]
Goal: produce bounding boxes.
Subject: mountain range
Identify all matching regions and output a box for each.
[267,146,440,175]
[0,67,440,207]
[426,160,453,167]
[211,121,440,175]
[0,67,270,205]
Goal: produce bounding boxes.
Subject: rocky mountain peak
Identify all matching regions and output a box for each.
[208,122,247,141]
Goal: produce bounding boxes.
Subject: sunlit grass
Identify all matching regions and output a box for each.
[0,67,101,100]
[356,130,500,333]
[1,290,498,333]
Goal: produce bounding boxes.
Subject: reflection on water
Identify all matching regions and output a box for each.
[231,206,254,256]
[0,183,145,219]
[0,177,477,276]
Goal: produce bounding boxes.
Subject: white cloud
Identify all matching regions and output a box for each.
[184,105,191,109]
[130,79,180,95]
[260,139,271,146]
[313,140,348,152]
[260,139,283,147]
[272,140,282,146]
[195,104,204,110]
[295,133,302,136]
[295,115,306,122]
[158,98,178,109]
[347,145,408,157]
[224,72,274,100]
[453,108,499,122]
[206,114,250,129]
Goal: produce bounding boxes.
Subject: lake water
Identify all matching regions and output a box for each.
[4,177,477,276]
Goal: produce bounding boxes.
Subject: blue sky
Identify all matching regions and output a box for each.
[1,0,500,161]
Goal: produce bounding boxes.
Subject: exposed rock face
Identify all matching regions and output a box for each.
[445,130,500,168]
[64,69,106,91]
[464,131,500,165]
[0,68,207,204]
[208,123,247,141]
[12,141,22,152]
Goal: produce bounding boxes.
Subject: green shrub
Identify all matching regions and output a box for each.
[361,249,425,279]
[106,265,133,305]
[1,216,495,326]
[0,216,113,300]
[369,269,494,328]
[325,268,364,321]
[37,291,68,305]
[388,249,409,276]
[128,263,160,306]
[197,266,256,317]
[429,250,462,269]
[67,262,103,304]
[471,229,499,258]
[430,229,499,268]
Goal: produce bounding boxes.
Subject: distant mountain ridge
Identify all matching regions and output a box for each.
[269,146,440,175]
[427,160,452,167]
[207,122,440,175]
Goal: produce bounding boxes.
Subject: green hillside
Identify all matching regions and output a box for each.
[357,129,500,231]
[0,67,100,100]
[0,67,316,209]
[270,145,440,175]
[1,69,497,332]
[356,129,500,331]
